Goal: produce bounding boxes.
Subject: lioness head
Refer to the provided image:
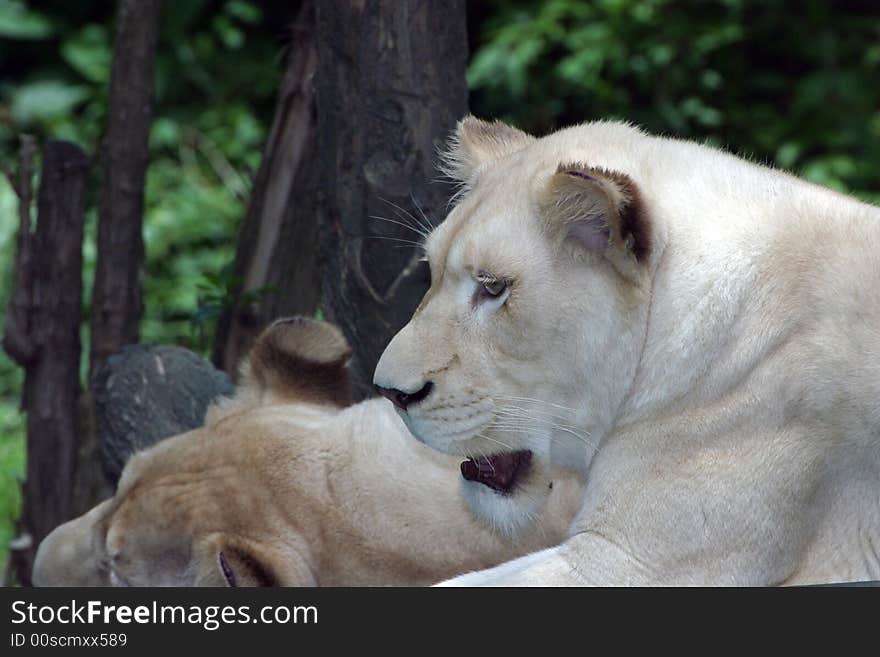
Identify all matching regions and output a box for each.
[374,117,656,528]
[33,317,353,587]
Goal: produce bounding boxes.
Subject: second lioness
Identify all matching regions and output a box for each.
[34,318,580,586]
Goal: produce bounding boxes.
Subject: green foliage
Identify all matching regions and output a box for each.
[0,0,293,563]
[0,396,24,571]
[0,174,26,572]
[190,265,277,353]
[0,0,288,349]
[61,24,112,84]
[469,0,880,203]
[0,0,52,40]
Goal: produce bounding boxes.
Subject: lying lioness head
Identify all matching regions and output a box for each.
[34,318,581,586]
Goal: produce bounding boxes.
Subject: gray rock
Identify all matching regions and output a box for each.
[92,344,235,483]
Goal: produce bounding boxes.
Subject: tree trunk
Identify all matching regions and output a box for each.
[89,0,161,378]
[2,141,89,586]
[213,1,321,375]
[1,135,36,366]
[314,0,469,396]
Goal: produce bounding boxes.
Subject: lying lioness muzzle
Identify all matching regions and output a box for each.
[33,317,581,586]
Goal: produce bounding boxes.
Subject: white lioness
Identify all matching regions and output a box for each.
[33,318,580,586]
[373,116,880,585]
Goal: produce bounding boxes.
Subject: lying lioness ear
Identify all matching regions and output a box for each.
[440,115,534,184]
[244,316,352,407]
[540,163,652,272]
[216,548,280,587]
[195,538,315,587]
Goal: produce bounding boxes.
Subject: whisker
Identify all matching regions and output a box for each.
[493,401,580,421]
[409,193,436,230]
[388,205,431,237]
[492,410,588,435]
[362,235,426,248]
[551,426,598,450]
[368,214,429,239]
[378,197,434,237]
[493,409,586,432]
[494,402,591,434]
[475,433,515,451]
[488,419,597,451]
[495,395,580,414]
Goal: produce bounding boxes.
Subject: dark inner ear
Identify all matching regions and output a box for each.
[217,548,279,587]
[596,168,651,264]
[546,164,651,265]
[218,551,237,587]
[247,316,353,407]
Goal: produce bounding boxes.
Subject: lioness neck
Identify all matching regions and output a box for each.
[614,133,880,436]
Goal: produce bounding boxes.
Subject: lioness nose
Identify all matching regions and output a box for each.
[375,381,433,411]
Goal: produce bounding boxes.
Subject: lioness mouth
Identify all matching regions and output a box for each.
[460,450,532,495]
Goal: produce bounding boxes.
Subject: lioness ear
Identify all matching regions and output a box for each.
[440,115,534,184]
[243,316,353,407]
[541,163,651,267]
[206,542,315,587]
[216,549,275,587]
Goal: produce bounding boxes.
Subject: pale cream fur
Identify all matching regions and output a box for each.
[374,116,880,585]
[32,320,581,587]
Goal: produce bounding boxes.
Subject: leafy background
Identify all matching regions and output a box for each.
[2,0,880,567]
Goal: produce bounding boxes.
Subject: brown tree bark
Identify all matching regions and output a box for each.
[213,1,321,375]
[2,141,89,586]
[315,0,469,396]
[2,135,36,366]
[89,0,161,378]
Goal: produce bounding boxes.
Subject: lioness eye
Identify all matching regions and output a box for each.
[473,272,510,307]
[482,278,507,297]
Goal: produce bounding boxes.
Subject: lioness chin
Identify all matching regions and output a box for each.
[33,318,581,587]
[374,116,880,586]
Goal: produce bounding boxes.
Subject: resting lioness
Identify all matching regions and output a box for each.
[33,318,581,586]
[374,116,880,585]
